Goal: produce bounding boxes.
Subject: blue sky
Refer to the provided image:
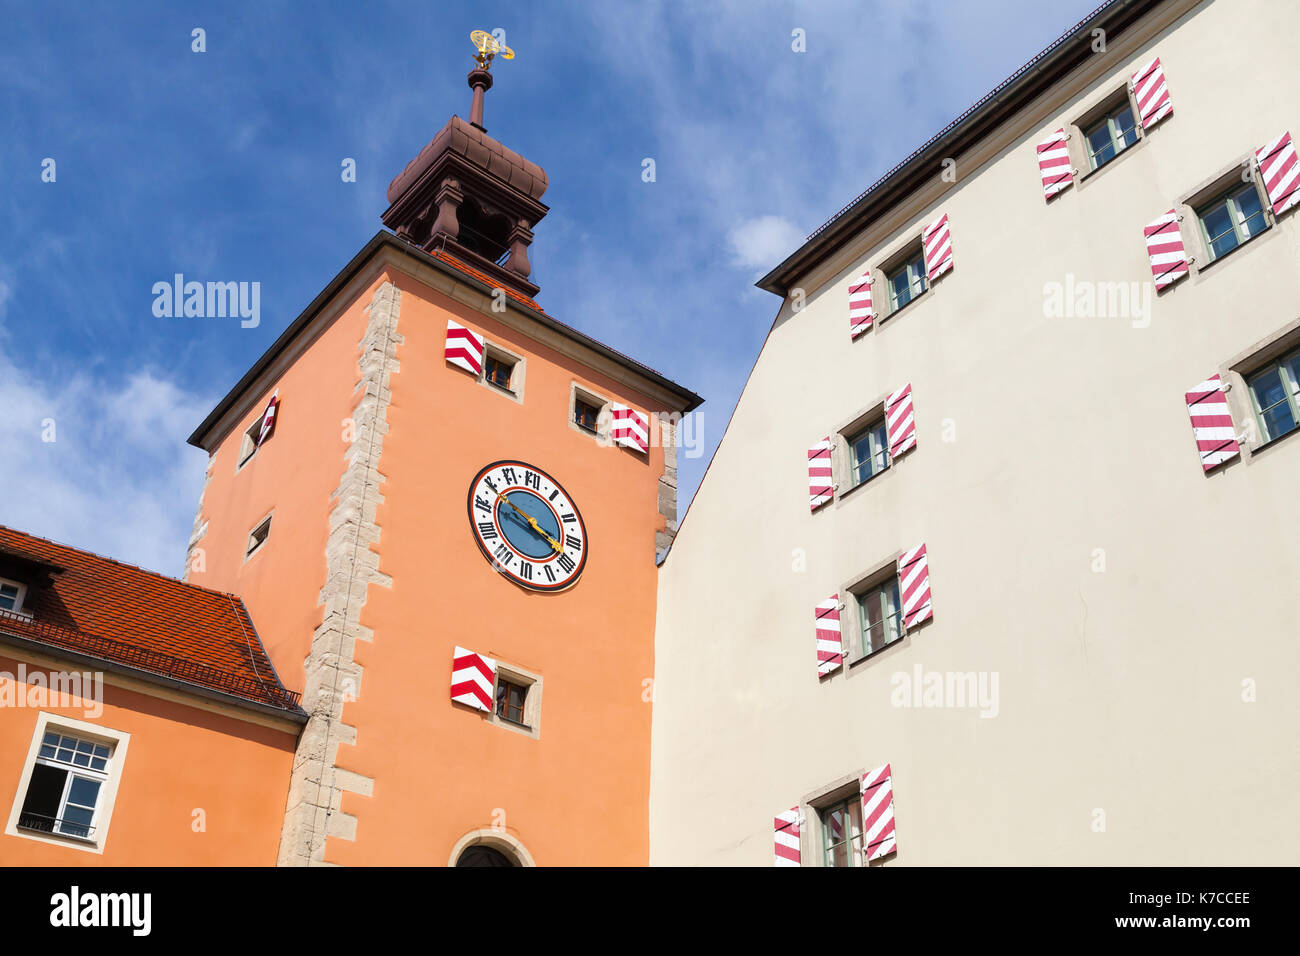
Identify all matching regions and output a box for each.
[0,0,1101,574]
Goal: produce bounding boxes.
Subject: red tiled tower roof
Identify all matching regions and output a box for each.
[0,526,300,712]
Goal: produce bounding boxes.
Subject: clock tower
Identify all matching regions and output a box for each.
[182,36,702,866]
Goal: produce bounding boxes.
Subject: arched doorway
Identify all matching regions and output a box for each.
[448,828,536,867]
[455,845,516,867]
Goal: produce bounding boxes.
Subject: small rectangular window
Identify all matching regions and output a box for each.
[485,355,515,392]
[1084,102,1138,170]
[858,578,903,656]
[245,516,272,559]
[847,419,889,487]
[0,579,25,613]
[820,796,865,867]
[495,678,529,727]
[18,732,112,840]
[1198,183,1267,261]
[1247,347,1300,443]
[574,398,601,434]
[238,418,262,467]
[886,252,927,313]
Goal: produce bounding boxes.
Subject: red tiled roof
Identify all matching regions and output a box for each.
[0,526,300,712]
[428,247,548,314]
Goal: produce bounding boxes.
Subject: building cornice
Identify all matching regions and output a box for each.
[757,0,1173,296]
[188,231,703,452]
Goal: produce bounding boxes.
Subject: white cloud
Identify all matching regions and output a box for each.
[0,304,212,577]
[727,215,805,274]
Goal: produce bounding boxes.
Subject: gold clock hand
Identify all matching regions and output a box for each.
[495,490,564,553]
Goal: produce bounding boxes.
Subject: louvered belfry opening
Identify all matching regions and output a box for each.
[381,55,550,299]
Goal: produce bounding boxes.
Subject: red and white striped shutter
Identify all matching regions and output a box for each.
[774,807,801,866]
[815,595,843,677]
[445,320,485,375]
[450,645,496,712]
[1255,131,1300,219]
[808,437,834,511]
[1131,56,1173,130]
[860,764,897,861]
[1144,210,1190,291]
[848,269,874,339]
[257,394,280,446]
[898,544,932,629]
[922,213,953,282]
[1037,128,1074,201]
[610,404,650,454]
[1185,375,1241,473]
[885,384,916,459]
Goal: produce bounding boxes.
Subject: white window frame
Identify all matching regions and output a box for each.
[0,576,28,615]
[488,660,542,740]
[244,513,273,562]
[477,340,527,405]
[5,712,130,854]
[568,383,612,443]
[236,416,263,471]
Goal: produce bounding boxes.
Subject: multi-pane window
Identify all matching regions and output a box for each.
[496,678,528,726]
[18,732,111,840]
[0,579,23,612]
[574,398,600,434]
[858,578,903,656]
[1198,183,1267,261]
[1247,347,1300,443]
[1084,102,1138,169]
[887,252,927,313]
[820,796,864,867]
[847,419,889,487]
[485,355,515,391]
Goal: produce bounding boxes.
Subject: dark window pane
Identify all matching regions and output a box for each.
[1235,185,1264,222]
[1261,402,1297,442]
[1088,124,1115,166]
[1250,367,1288,410]
[19,763,66,831]
[1115,108,1138,147]
[575,401,599,432]
[485,358,513,389]
[59,806,94,838]
[1202,203,1234,242]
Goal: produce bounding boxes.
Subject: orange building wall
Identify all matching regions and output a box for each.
[0,655,297,865]
[331,271,668,866]
[190,261,672,865]
[188,275,384,691]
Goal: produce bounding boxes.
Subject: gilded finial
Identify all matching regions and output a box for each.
[470,30,515,70]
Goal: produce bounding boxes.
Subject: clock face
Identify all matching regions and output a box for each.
[467,460,588,592]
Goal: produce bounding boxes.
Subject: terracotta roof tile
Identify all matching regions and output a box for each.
[0,526,300,712]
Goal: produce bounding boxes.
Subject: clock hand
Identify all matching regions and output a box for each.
[495,491,564,553]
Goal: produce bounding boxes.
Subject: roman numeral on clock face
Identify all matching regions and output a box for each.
[557,553,575,574]
[520,562,533,580]
[524,470,541,490]
[493,544,514,568]
[478,521,498,540]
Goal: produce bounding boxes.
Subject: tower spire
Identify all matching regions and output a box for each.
[466,29,514,131]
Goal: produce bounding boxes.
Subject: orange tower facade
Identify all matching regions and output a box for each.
[183,54,701,865]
